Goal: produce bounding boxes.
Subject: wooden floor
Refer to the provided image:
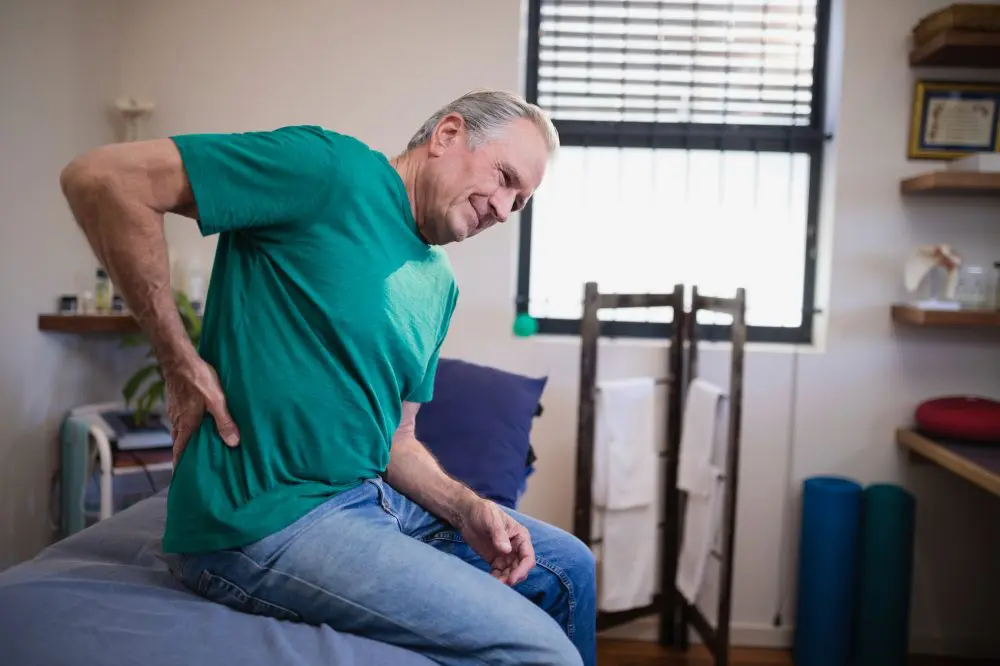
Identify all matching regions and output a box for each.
[597,639,999,665]
[598,640,788,665]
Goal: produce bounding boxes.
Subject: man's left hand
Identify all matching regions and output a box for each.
[458,498,535,586]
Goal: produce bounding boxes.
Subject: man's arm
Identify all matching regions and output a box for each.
[385,402,480,527]
[60,139,239,455]
[62,126,337,368]
[385,402,536,585]
[61,139,199,370]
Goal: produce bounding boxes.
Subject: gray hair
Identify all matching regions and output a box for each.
[406,90,559,154]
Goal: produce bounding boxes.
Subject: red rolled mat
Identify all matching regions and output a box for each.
[915,396,1000,443]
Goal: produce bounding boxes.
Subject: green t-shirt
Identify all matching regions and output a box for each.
[161,125,458,555]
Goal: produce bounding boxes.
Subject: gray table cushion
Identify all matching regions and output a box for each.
[0,491,436,666]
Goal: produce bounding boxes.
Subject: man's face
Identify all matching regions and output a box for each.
[418,115,549,245]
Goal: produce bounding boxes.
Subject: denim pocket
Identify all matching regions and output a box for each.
[196,569,302,622]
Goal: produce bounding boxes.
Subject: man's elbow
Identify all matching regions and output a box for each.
[60,150,119,232]
[60,151,108,202]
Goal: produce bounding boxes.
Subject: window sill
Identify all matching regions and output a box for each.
[511,327,826,355]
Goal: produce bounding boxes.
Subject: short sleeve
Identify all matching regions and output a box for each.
[407,285,459,404]
[406,342,443,404]
[171,125,335,236]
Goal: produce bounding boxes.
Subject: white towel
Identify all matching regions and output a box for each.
[592,377,658,510]
[675,378,728,603]
[592,376,659,612]
[677,465,724,603]
[678,379,724,497]
[598,504,658,612]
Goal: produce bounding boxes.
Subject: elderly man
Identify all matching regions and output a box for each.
[60,90,595,666]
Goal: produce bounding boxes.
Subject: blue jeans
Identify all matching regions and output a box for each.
[171,477,596,666]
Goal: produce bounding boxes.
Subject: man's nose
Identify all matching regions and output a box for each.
[490,191,515,223]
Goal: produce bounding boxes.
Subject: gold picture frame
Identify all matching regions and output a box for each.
[908,80,1000,160]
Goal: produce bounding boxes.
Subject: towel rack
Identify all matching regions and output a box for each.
[572,281,747,666]
[673,285,747,666]
[593,377,671,393]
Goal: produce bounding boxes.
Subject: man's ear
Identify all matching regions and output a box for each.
[428,113,465,157]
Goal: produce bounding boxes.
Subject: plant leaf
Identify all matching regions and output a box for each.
[135,379,165,425]
[122,364,159,405]
[175,290,202,342]
[135,390,149,424]
[147,380,165,408]
[119,333,148,349]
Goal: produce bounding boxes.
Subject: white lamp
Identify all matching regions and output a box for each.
[114,96,154,142]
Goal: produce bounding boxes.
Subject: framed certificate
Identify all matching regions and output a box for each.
[908,81,1000,160]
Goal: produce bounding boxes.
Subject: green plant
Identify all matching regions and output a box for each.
[120,290,201,425]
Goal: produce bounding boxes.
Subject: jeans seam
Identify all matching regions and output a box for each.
[533,555,577,641]
[230,550,495,666]
[421,534,577,641]
[196,569,303,621]
[369,479,404,532]
[420,531,461,544]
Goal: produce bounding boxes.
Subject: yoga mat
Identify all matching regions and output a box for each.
[793,476,862,666]
[854,484,916,666]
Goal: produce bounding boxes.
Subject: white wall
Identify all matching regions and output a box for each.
[3,0,1000,656]
[122,0,1000,653]
[0,0,147,570]
[817,0,1000,654]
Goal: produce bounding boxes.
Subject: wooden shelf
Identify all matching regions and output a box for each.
[910,30,1000,68]
[901,170,1000,195]
[38,314,141,334]
[892,304,1000,327]
[897,428,1000,498]
[113,447,172,470]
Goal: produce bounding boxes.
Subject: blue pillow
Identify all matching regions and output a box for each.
[414,358,547,509]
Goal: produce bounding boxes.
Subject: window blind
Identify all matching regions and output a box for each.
[536,0,819,126]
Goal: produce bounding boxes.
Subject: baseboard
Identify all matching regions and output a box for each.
[597,616,792,648]
[729,624,794,648]
[599,618,1000,659]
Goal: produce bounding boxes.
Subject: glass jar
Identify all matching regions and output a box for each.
[954,265,990,308]
[94,268,112,314]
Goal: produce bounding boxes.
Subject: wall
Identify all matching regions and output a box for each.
[121,0,1000,654]
[3,0,998,656]
[0,0,146,570]
[809,0,1000,654]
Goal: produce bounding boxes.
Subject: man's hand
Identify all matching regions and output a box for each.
[165,356,240,465]
[456,497,536,586]
[385,402,537,586]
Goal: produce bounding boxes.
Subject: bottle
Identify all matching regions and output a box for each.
[994,262,1000,310]
[94,268,112,314]
[186,260,206,315]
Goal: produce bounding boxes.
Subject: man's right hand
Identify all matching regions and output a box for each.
[165,356,240,466]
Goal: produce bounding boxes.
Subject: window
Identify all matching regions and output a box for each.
[518,0,832,343]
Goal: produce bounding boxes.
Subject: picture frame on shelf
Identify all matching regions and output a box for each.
[908,80,1000,160]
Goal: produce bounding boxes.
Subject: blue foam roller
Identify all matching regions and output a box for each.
[854,484,916,666]
[793,476,863,666]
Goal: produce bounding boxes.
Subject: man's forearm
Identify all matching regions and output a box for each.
[384,435,481,528]
[60,153,196,368]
